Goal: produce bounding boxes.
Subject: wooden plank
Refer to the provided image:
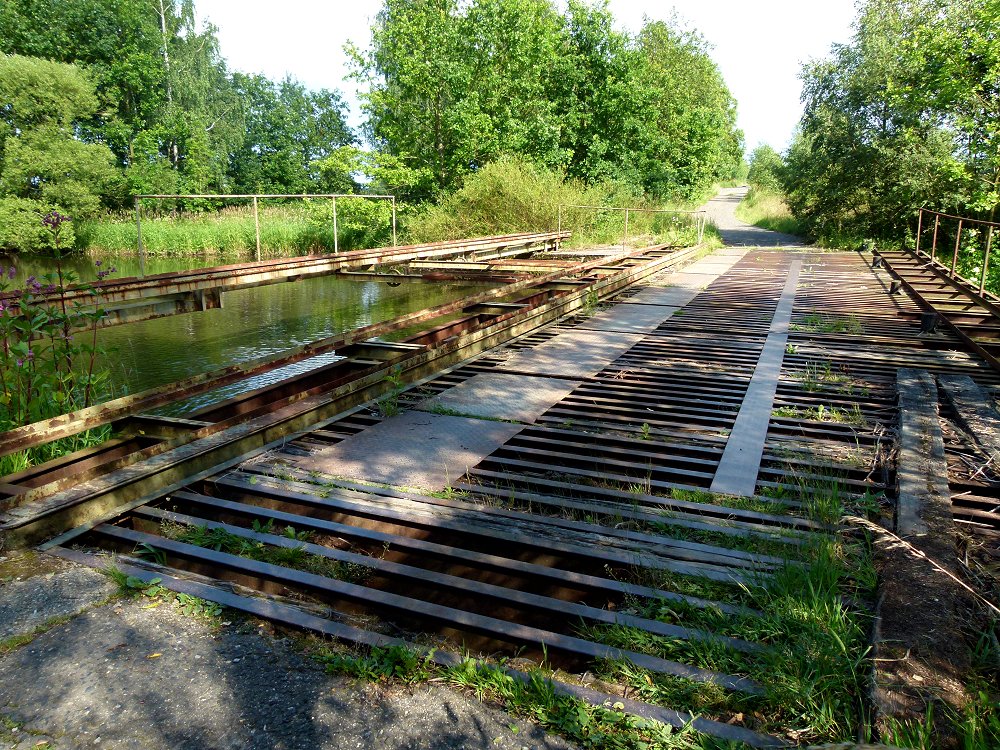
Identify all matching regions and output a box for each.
[871,367,969,741]
[165,490,757,616]
[937,374,1000,455]
[896,368,951,535]
[93,524,764,694]
[132,505,762,654]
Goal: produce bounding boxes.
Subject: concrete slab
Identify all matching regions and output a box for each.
[710,259,802,496]
[499,330,644,378]
[578,303,680,334]
[628,286,701,307]
[417,372,581,423]
[295,411,523,491]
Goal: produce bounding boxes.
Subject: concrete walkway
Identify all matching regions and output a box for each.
[699,186,805,247]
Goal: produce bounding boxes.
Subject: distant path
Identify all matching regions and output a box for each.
[699,186,805,247]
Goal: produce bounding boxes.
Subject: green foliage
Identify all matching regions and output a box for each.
[0,198,73,254]
[404,156,706,248]
[320,645,434,684]
[785,0,1000,244]
[80,200,394,255]
[0,54,121,234]
[0,53,98,131]
[0,2,356,252]
[0,212,115,471]
[352,0,743,202]
[745,146,784,193]
[733,188,800,236]
[229,74,355,194]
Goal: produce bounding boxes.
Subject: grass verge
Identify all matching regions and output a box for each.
[733,188,800,236]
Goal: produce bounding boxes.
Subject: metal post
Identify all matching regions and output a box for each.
[915,209,923,255]
[698,214,705,245]
[134,196,146,278]
[981,226,994,295]
[252,196,261,261]
[332,196,338,253]
[557,204,562,234]
[932,215,940,265]
[951,219,963,277]
[623,209,629,250]
[391,197,397,248]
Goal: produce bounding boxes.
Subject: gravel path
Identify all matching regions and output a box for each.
[699,186,805,247]
[0,554,578,750]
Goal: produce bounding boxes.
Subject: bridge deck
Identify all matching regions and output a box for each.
[30,246,1000,745]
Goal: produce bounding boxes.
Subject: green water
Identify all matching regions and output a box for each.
[1,251,486,413]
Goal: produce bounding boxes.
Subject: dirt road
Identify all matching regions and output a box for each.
[700,186,805,247]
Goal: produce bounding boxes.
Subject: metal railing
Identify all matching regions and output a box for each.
[134,193,397,276]
[915,208,998,294]
[557,204,706,250]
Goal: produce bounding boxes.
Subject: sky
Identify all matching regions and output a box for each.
[196,0,859,154]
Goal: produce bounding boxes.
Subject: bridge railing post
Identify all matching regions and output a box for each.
[951,219,963,278]
[252,196,261,261]
[392,197,397,248]
[332,196,339,253]
[915,208,923,255]
[981,226,994,295]
[134,196,146,278]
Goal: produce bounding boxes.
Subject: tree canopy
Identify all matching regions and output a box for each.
[352,0,744,201]
[1,0,745,252]
[783,0,1000,242]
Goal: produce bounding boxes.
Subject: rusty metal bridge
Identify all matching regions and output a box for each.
[2,230,999,746]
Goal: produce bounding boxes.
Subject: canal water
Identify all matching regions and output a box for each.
[1,252,488,413]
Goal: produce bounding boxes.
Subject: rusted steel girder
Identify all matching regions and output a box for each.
[3,232,569,329]
[0,243,701,547]
[0,243,651,462]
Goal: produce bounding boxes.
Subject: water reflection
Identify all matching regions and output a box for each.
[1,252,486,413]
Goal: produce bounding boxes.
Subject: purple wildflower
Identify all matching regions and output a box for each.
[6,267,15,280]
[94,260,102,267]
[41,211,71,229]
[15,358,23,367]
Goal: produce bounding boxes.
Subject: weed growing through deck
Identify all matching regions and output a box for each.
[790,313,863,335]
[159,519,376,584]
[103,563,224,619]
[316,645,717,750]
[425,402,516,422]
[375,365,405,418]
[588,482,877,745]
[772,403,867,427]
[794,361,851,393]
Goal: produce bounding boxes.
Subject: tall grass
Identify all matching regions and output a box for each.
[404,157,709,249]
[734,188,801,236]
[78,159,713,257]
[77,200,395,256]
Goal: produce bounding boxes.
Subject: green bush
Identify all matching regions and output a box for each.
[403,156,705,248]
[0,197,75,253]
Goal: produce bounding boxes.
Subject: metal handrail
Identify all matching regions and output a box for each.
[914,208,997,294]
[557,204,707,249]
[133,192,398,276]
